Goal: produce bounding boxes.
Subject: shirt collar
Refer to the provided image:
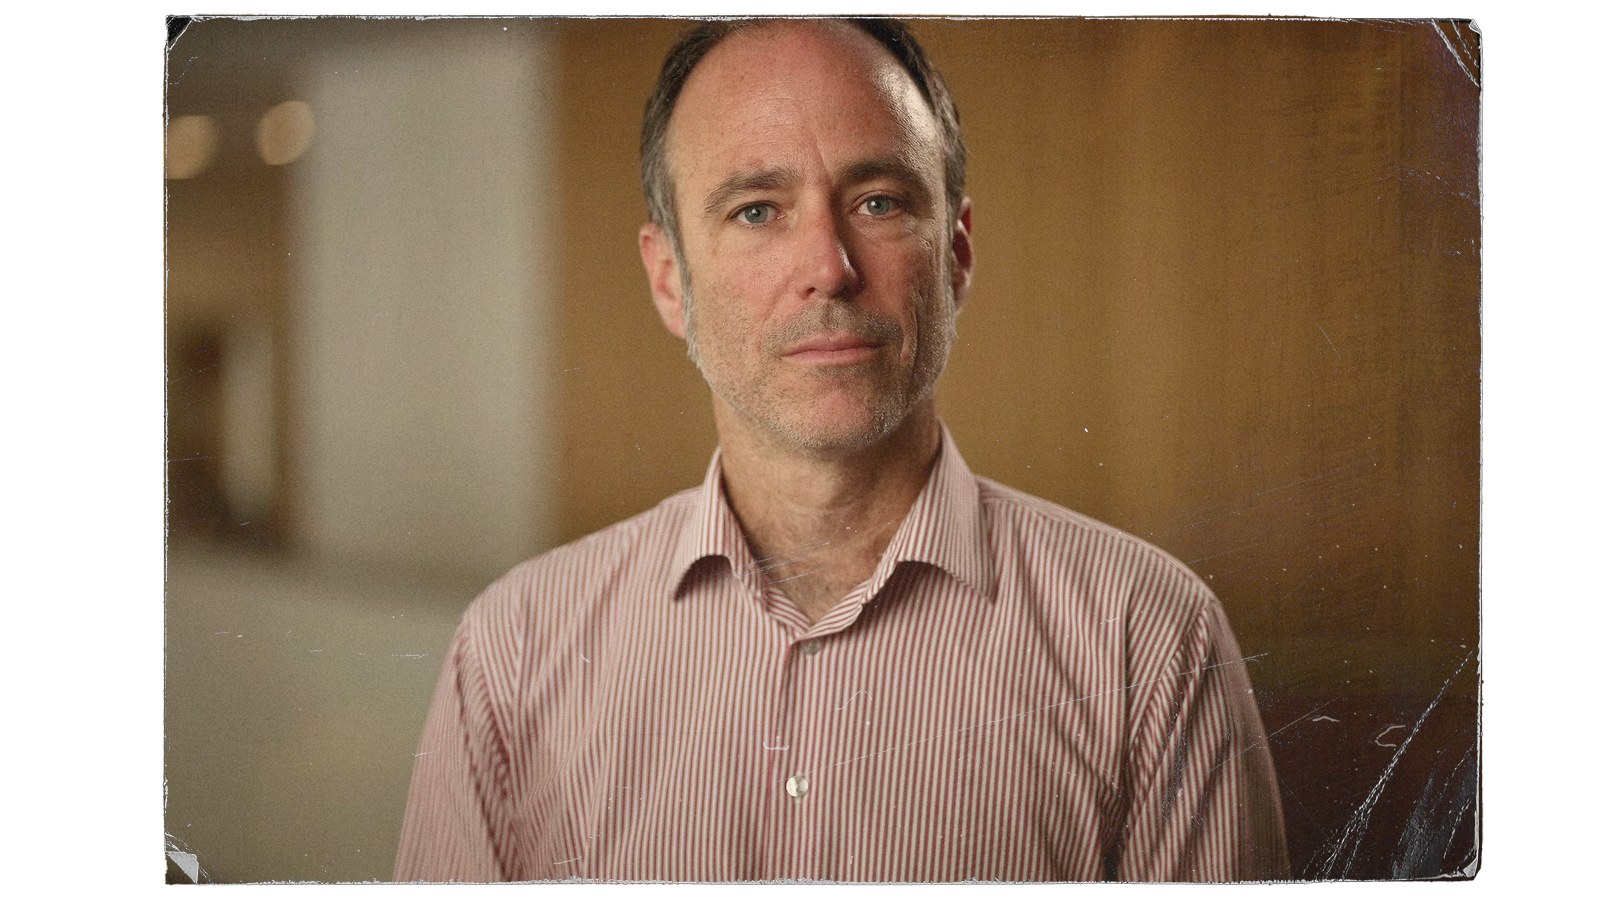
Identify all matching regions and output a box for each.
[868,423,998,602]
[668,423,997,603]
[669,446,757,595]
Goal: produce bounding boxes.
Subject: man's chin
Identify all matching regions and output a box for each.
[710,380,931,457]
[759,405,916,456]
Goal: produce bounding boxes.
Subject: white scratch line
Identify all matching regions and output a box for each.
[1374,724,1406,748]
[1317,323,1343,361]
[771,564,843,585]
[837,690,871,712]
[758,549,830,572]
[1270,700,1338,738]
[1310,715,1340,723]
[553,856,581,866]
[414,749,440,757]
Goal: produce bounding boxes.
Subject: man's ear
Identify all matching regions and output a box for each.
[640,222,687,339]
[949,198,974,310]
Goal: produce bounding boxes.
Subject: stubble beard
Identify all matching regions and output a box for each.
[678,260,956,454]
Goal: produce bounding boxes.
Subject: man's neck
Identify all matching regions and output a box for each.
[715,403,942,624]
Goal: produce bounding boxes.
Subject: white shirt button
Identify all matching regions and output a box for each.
[784,774,809,799]
[800,641,822,656]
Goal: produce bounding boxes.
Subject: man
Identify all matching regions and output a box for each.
[396,18,1288,882]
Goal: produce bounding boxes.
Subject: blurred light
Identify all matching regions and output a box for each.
[165,114,218,180]
[256,100,315,166]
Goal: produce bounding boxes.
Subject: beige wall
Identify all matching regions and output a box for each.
[167,17,1479,881]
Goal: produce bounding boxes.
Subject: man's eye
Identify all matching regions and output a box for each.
[859,196,898,217]
[737,204,774,225]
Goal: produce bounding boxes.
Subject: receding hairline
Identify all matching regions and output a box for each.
[669,24,936,180]
[643,17,966,245]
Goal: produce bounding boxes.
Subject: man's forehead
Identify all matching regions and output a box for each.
[692,20,894,85]
[663,21,938,189]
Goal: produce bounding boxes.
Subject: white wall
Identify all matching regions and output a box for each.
[291,23,555,582]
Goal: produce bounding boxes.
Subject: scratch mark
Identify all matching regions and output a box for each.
[414,749,440,757]
[553,855,581,866]
[770,565,842,586]
[759,549,830,571]
[837,690,871,712]
[391,653,428,659]
[1374,724,1406,748]
[1309,648,1475,879]
[1391,738,1478,877]
[1317,323,1343,361]
[1431,20,1480,88]
[1275,571,1320,605]
[1310,715,1340,723]
[762,739,790,751]
[1270,699,1339,738]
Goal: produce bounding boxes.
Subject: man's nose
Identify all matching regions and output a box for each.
[796,209,863,302]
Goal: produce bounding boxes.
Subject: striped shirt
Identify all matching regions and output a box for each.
[395,428,1289,882]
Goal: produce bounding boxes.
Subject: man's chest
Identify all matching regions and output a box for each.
[494,589,1130,881]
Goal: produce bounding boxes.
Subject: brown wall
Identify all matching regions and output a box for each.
[549,19,1480,879]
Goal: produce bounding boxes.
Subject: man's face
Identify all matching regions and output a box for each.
[641,21,973,454]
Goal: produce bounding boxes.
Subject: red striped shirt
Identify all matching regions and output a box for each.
[395,428,1289,881]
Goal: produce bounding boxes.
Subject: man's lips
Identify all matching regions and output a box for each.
[782,334,882,365]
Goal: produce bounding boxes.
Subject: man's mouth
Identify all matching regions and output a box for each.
[782,333,882,365]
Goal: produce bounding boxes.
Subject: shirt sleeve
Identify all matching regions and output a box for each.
[394,615,513,882]
[1113,595,1290,881]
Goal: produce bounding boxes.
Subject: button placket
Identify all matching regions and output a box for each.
[779,639,821,808]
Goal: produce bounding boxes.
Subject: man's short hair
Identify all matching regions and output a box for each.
[639,17,968,251]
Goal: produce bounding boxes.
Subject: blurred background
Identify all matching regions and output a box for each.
[165,17,1479,882]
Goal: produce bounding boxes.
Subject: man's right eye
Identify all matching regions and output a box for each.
[736,204,774,225]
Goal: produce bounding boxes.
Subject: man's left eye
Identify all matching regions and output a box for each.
[859,196,898,217]
[737,204,774,225]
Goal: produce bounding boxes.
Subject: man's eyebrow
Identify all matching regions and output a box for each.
[841,159,929,191]
[701,167,798,217]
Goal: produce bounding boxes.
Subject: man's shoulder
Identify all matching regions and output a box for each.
[972,474,1212,600]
